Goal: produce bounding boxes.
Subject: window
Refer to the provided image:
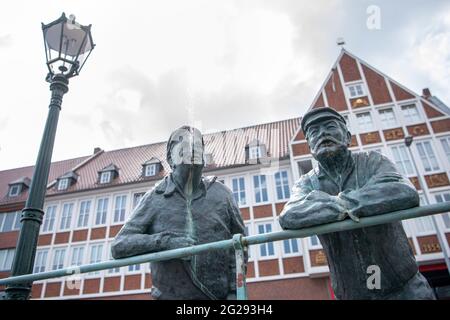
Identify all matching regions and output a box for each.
[0,249,15,271]
[114,195,127,223]
[33,250,48,273]
[59,203,74,230]
[257,223,275,257]
[231,177,246,206]
[401,104,422,124]
[343,115,351,131]
[8,185,21,197]
[95,198,109,225]
[108,243,120,274]
[52,248,66,270]
[100,171,111,184]
[435,193,450,229]
[128,264,141,272]
[356,112,374,131]
[390,145,414,175]
[297,159,313,176]
[347,83,365,98]
[253,175,268,203]
[89,244,103,275]
[416,141,440,172]
[57,178,69,191]
[1,211,20,232]
[244,225,251,259]
[70,246,85,267]
[42,205,57,232]
[283,238,301,255]
[249,146,262,160]
[144,164,157,177]
[378,108,397,129]
[133,192,145,209]
[274,171,290,200]
[440,137,450,164]
[309,235,322,248]
[77,200,91,228]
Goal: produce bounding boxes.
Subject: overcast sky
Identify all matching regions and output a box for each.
[0,0,449,170]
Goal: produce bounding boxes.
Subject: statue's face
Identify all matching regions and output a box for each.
[170,128,204,167]
[306,119,350,159]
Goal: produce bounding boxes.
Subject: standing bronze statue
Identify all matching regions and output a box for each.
[111,126,246,300]
[279,107,436,300]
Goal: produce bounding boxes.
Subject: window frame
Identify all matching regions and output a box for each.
[355,111,375,132]
[231,176,247,207]
[113,194,127,224]
[415,140,441,173]
[33,249,49,274]
[274,170,291,201]
[144,164,157,177]
[253,174,269,204]
[378,107,398,129]
[249,146,262,160]
[99,171,112,184]
[255,221,276,260]
[51,247,67,271]
[389,144,415,177]
[57,178,69,191]
[0,248,15,271]
[347,83,365,98]
[401,103,422,125]
[59,202,74,231]
[8,184,21,197]
[94,197,109,226]
[42,205,57,233]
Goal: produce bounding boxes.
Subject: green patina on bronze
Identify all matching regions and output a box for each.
[279,107,436,300]
[112,126,246,300]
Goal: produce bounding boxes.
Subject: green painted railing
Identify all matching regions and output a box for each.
[1,202,450,299]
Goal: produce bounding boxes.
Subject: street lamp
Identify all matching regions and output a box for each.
[5,13,95,300]
[404,135,450,276]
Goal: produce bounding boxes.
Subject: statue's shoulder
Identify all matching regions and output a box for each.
[153,175,170,194]
[295,168,316,188]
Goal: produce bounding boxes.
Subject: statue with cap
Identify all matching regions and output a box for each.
[279,107,435,299]
[111,126,246,300]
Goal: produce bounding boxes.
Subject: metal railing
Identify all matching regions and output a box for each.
[1,202,450,299]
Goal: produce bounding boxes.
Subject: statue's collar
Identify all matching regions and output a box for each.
[155,174,216,200]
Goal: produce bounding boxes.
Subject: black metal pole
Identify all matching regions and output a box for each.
[5,74,68,300]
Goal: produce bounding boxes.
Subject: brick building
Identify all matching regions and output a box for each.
[1,49,450,299]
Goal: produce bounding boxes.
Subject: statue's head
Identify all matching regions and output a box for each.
[166,126,205,170]
[302,107,351,162]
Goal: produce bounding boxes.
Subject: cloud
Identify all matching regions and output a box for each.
[0,34,12,47]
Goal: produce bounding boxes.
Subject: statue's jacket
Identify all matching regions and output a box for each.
[111,175,246,300]
[279,151,432,299]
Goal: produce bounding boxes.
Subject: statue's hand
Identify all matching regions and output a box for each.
[161,232,197,250]
[305,190,335,202]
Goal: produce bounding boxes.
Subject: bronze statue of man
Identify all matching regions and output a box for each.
[111,126,246,300]
[279,107,435,300]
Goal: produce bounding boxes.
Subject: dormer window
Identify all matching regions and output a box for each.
[9,185,21,197]
[144,164,156,177]
[55,171,78,191]
[57,178,69,191]
[245,139,267,164]
[98,164,119,184]
[7,177,30,198]
[142,158,162,178]
[249,146,262,160]
[100,171,112,184]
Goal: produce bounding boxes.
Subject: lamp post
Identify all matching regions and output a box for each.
[5,13,95,300]
[404,136,450,276]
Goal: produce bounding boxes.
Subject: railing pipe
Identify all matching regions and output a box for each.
[1,202,449,287]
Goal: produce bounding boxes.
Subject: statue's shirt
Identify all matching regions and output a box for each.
[112,175,246,300]
[282,151,425,299]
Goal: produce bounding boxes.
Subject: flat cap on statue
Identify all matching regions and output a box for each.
[301,107,347,135]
